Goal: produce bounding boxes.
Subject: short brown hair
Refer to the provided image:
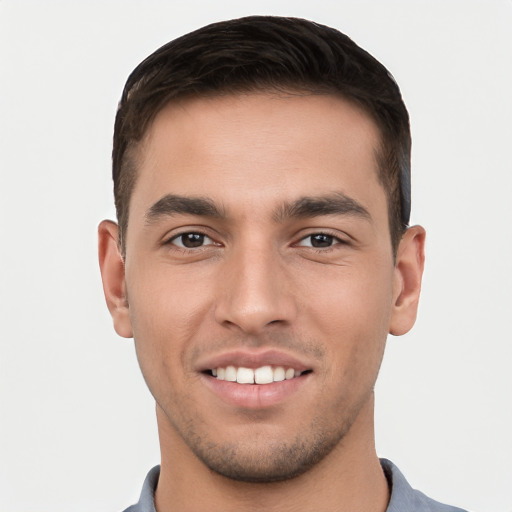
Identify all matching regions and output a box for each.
[112,16,411,255]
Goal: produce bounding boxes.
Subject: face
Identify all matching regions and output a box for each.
[100,92,424,482]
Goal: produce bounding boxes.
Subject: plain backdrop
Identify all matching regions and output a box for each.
[1,1,511,511]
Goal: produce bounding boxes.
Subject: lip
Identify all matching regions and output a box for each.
[196,349,314,409]
[201,371,311,409]
[196,348,312,373]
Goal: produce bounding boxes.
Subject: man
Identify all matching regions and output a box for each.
[98,16,467,512]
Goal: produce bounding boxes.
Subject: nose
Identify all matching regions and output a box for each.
[214,242,297,335]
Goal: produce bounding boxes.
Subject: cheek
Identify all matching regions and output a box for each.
[304,258,394,323]
[302,261,394,372]
[126,264,214,383]
[128,261,213,331]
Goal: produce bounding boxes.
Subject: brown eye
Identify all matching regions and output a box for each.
[171,232,212,248]
[298,233,337,248]
[310,234,334,248]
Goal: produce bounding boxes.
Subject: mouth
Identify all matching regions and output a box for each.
[198,350,314,409]
[197,349,314,408]
[204,365,312,384]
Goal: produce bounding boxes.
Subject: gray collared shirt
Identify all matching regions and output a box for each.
[123,459,468,512]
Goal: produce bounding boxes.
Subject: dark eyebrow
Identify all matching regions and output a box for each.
[273,193,371,222]
[145,194,224,224]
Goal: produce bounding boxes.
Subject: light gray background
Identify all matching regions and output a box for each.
[1,1,511,511]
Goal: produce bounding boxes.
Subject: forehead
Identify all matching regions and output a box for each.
[130,92,386,223]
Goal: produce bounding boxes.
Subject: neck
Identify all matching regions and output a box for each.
[155,395,389,512]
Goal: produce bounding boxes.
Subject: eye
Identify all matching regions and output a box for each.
[297,233,342,249]
[169,232,215,249]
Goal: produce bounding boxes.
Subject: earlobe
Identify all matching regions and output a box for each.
[389,225,426,336]
[98,220,133,338]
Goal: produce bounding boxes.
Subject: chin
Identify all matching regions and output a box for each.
[183,420,349,483]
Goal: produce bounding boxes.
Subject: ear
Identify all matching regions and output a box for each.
[98,220,133,338]
[389,225,426,336]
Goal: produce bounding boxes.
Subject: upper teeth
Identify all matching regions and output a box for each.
[213,366,301,384]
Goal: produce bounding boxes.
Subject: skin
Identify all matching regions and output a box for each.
[99,93,425,512]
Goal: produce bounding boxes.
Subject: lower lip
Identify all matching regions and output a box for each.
[201,373,311,409]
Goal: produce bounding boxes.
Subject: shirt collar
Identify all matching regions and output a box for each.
[130,459,463,512]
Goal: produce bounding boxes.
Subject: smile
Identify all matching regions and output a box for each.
[210,365,307,384]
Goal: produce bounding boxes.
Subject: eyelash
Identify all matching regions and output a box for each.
[165,231,218,251]
[295,232,348,251]
[164,230,348,253]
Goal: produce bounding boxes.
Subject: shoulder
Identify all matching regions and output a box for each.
[381,459,469,512]
[121,465,160,512]
[122,462,468,512]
